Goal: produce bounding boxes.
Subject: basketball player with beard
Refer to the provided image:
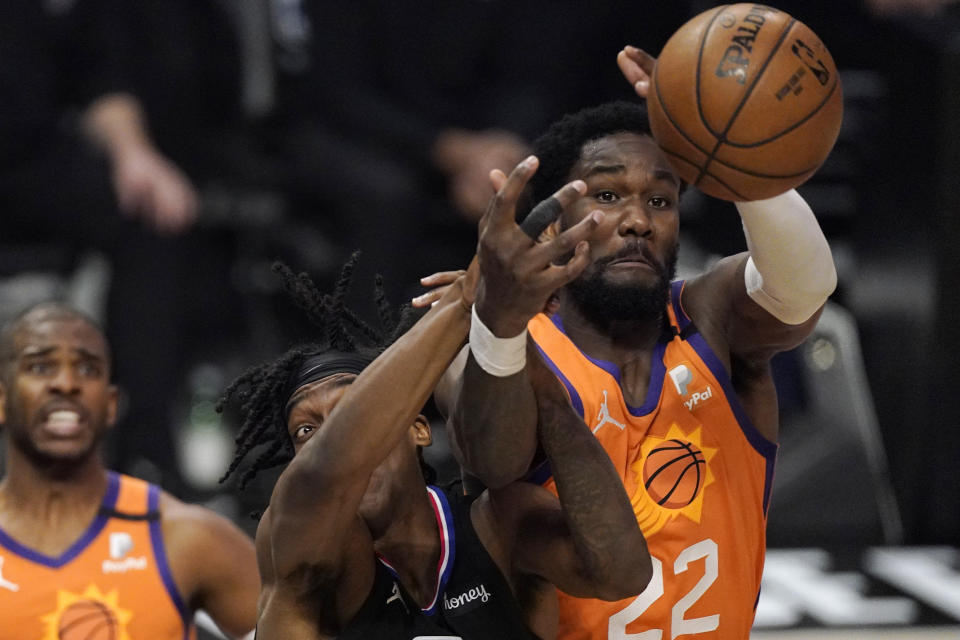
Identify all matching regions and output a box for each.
[445,49,837,639]
[0,303,258,640]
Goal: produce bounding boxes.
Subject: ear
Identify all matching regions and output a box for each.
[105,384,119,429]
[411,414,432,447]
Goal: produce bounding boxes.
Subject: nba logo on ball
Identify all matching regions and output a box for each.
[648,3,843,201]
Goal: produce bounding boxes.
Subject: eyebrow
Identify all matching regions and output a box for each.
[20,346,105,361]
[581,164,680,188]
[582,163,626,179]
[20,346,57,358]
[652,169,681,187]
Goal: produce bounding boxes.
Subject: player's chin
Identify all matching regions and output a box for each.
[31,439,99,465]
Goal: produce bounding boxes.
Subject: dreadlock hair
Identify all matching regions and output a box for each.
[217,252,431,489]
[521,100,685,221]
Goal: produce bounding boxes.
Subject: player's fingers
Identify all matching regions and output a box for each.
[420,269,466,287]
[544,240,592,289]
[519,180,586,239]
[534,210,604,264]
[480,155,539,231]
[617,49,646,87]
[411,287,449,308]
[624,45,656,75]
[619,46,655,97]
[489,168,508,192]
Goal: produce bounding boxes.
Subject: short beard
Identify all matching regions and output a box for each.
[565,241,678,335]
[9,424,102,479]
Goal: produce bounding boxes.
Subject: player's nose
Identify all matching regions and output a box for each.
[618,200,652,237]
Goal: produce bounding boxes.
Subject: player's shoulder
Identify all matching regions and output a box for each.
[157,490,213,524]
[157,490,252,549]
[680,253,750,326]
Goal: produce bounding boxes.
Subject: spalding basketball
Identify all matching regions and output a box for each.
[642,439,706,509]
[648,4,843,201]
[57,600,119,640]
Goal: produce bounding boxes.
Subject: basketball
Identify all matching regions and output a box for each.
[57,600,118,640]
[642,439,706,509]
[647,4,843,201]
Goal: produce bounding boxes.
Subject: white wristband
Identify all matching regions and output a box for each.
[469,305,527,377]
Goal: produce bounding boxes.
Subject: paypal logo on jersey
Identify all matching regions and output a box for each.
[109,532,133,559]
[668,364,694,396]
[669,364,715,411]
[684,386,714,410]
[102,532,148,574]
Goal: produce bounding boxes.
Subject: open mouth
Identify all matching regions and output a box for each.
[40,408,85,437]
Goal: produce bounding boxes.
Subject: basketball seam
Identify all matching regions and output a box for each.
[653,60,712,160]
[724,76,840,147]
[695,17,798,187]
[703,155,820,179]
[695,5,732,139]
[653,77,750,198]
[656,145,748,199]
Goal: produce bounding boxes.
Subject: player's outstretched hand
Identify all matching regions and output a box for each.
[412,255,479,312]
[413,269,467,309]
[617,46,657,99]
[475,155,603,338]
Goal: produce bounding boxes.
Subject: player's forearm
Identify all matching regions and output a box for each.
[449,354,539,488]
[81,93,153,158]
[537,390,651,600]
[737,189,837,325]
[285,290,471,491]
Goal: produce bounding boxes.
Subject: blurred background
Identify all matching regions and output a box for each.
[1,0,958,637]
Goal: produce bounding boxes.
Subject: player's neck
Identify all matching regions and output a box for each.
[0,448,109,520]
[558,294,665,361]
[373,482,442,609]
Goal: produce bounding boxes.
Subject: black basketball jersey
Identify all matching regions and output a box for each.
[338,485,539,640]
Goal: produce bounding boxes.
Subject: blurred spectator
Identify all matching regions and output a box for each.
[0,0,243,493]
[259,0,690,304]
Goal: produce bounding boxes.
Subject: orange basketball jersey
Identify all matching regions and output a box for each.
[528,281,777,640]
[0,472,196,640]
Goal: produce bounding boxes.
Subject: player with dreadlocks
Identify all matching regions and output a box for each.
[218,161,652,640]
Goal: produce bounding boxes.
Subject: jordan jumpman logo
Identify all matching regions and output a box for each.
[0,556,19,592]
[593,389,625,434]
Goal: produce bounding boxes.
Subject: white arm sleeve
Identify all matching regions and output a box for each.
[736,189,837,325]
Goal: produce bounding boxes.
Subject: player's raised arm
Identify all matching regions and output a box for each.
[681,188,836,445]
[449,157,602,488]
[619,43,836,441]
[276,279,471,558]
[222,260,477,637]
